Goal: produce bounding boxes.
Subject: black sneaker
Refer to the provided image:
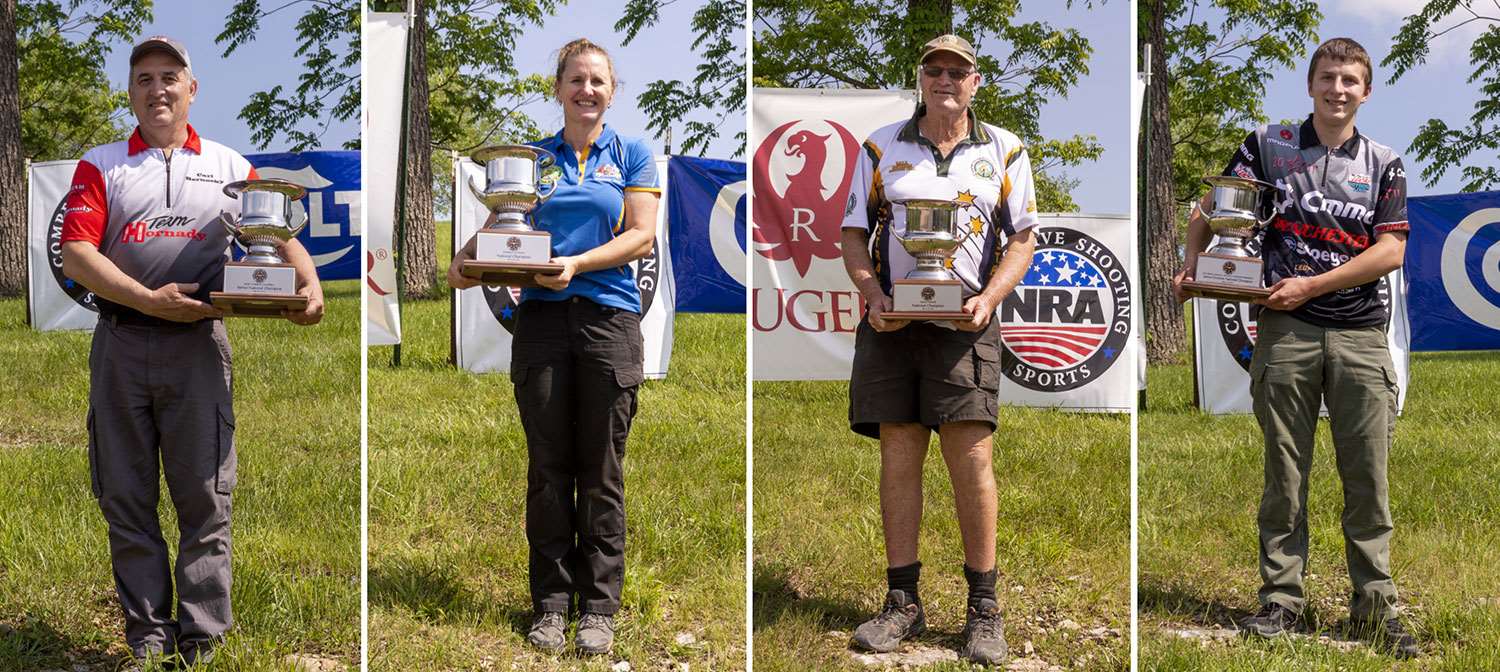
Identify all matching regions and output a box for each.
[851,589,926,653]
[575,612,615,655]
[959,598,1008,665]
[178,635,223,668]
[1351,616,1419,659]
[526,611,567,652]
[1241,602,1299,638]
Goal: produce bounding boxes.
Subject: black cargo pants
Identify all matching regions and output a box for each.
[87,316,236,657]
[510,297,644,616]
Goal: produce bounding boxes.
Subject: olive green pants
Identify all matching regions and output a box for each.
[1249,310,1399,620]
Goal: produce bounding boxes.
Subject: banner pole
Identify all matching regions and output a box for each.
[1138,43,1152,411]
[390,0,417,368]
[449,149,459,367]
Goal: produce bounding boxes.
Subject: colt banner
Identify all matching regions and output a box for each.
[452,156,675,377]
[667,156,746,313]
[1192,268,1411,414]
[363,11,407,346]
[26,160,98,331]
[1406,192,1500,351]
[244,151,361,280]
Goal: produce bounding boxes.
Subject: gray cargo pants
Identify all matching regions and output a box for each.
[87,317,236,656]
[1249,310,1399,620]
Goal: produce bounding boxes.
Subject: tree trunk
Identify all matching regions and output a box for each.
[0,0,27,297]
[1142,0,1185,363]
[401,0,438,299]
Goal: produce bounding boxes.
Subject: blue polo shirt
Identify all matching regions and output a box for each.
[523,125,660,312]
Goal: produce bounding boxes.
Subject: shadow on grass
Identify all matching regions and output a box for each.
[753,562,972,652]
[1139,579,1254,629]
[369,555,528,636]
[0,615,118,671]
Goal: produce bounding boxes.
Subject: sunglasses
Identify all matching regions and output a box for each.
[921,65,975,80]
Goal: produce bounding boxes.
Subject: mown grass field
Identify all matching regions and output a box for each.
[368,226,747,671]
[0,281,362,671]
[753,380,1131,670]
[1139,307,1500,670]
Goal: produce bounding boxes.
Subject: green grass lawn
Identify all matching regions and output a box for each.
[752,382,1131,671]
[1139,311,1500,669]
[368,227,747,671]
[0,280,361,672]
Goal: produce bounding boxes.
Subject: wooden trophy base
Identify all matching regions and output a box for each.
[885,278,972,320]
[210,292,309,318]
[1183,253,1271,302]
[1181,280,1272,302]
[460,260,565,288]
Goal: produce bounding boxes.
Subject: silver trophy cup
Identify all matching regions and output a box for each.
[211,178,311,317]
[887,199,971,318]
[463,145,565,287]
[1182,175,1276,300]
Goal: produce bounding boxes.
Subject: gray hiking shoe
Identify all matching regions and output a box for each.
[959,598,1008,664]
[1241,602,1299,638]
[575,612,615,655]
[851,589,926,653]
[1351,616,1420,660]
[526,611,567,652]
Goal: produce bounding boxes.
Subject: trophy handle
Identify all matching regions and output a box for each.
[534,147,558,202]
[466,174,488,204]
[288,211,309,238]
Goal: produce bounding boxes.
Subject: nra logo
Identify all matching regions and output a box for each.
[751,119,860,276]
[998,227,1131,392]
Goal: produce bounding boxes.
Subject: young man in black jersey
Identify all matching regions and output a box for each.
[1173,37,1419,659]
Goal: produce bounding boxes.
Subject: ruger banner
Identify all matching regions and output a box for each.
[1406,192,1500,351]
[245,151,361,280]
[452,156,675,377]
[751,88,918,380]
[26,160,98,331]
[667,156,745,313]
[1192,268,1411,414]
[363,11,407,346]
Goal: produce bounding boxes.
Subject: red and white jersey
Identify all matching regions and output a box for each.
[61,125,258,303]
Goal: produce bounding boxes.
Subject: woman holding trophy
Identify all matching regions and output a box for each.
[449,38,660,656]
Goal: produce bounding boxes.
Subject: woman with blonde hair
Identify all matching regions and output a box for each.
[450,37,660,656]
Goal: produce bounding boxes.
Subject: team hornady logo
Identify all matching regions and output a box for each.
[998,227,1131,392]
[482,235,662,334]
[120,215,204,243]
[751,120,860,276]
[46,196,98,312]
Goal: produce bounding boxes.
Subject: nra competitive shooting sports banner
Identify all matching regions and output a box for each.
[244,151,361,280]
[1192,268,1411,414]
[363,11,407,346]
[452,156,675,377]
[667,156,746,313]
[1406,192,1500,351]
[26,160,98,331]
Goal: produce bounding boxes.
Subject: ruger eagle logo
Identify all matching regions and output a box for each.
[998,227,1131,392]
[751,120,861,276]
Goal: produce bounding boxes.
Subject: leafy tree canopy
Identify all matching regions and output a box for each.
[1384,0,1499,192]
[616,0,746,157]
[754,0,1105,211]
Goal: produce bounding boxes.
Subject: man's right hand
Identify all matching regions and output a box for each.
[1171,264,1195,304]
[448,257,481,290]
[865,292,909,332]
[144,283,222,322]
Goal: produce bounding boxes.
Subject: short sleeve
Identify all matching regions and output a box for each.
[60,158,107,246]
[624,138,660,192]
[1373,157,1409,236]
[841,140,878,231]
[999,143,1038,235]
[1221,131,1267,182]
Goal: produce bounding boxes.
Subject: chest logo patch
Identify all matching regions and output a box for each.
[970,157,995,180]
[593,163,623,182]
[889,161,915,173]
[1348,173,1371,192]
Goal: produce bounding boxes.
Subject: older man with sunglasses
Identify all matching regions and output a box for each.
[840,33,1038,665]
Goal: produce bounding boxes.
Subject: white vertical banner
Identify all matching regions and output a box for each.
[362,11,407,346]
[1192,268,1410,414]
[26,159,99,331]
[453,156,675,377]
[750,88,918,381]
[997,214,1137,412]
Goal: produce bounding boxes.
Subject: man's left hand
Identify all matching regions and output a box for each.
[535,256,578,291]
[284,285,325,325]
[1258,276,1319,311]
[955,293,998,332]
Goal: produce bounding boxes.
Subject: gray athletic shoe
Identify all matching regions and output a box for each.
[1350,616,1420,660]
[959,598,1008,665]
[575,612,615,655]
[526,611,567,652]
[1241,602,1299,638]
[851,589,926,653]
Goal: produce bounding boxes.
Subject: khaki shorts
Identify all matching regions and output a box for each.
[848,318,1002,439]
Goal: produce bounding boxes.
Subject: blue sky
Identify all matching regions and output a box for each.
[99,0,359,153]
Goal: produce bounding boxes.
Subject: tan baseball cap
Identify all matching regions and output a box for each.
[129,35,192,71]
[919,34,977,66]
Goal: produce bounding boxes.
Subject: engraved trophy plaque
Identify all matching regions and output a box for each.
[211,179,311,318]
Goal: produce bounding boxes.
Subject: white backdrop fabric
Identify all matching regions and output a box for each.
[362,11,407,346]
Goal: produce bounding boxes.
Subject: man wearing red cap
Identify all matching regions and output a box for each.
[60,35,323,665]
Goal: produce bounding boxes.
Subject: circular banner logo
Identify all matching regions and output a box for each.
[1439,207,1500,330]
[46,196,98,312]
[998,227,1131,392]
